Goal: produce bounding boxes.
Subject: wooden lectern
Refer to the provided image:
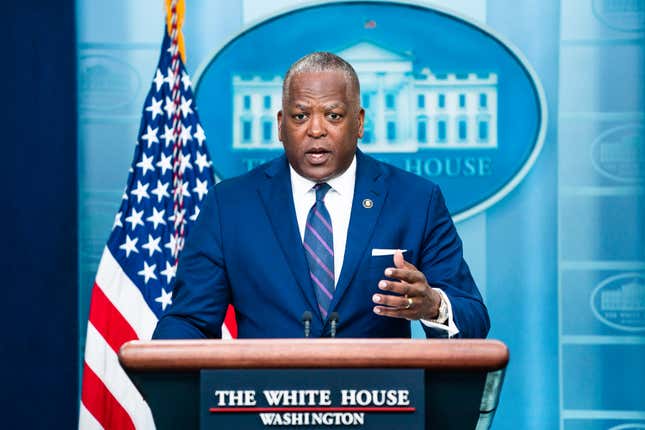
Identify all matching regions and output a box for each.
[119,339,509,429]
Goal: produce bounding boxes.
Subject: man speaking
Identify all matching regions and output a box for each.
[153,52,489,340]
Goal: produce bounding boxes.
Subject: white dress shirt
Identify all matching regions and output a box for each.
[290,156,356,286]
[289,155,458,337]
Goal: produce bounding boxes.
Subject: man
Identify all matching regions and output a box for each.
[153,52,489,339]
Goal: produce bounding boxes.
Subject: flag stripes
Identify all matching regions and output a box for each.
[81,364,135,430]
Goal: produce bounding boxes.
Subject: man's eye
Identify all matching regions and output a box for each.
[328,113,342,120]
[292,113,307,121]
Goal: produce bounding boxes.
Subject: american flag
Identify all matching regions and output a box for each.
[79,8,236,429]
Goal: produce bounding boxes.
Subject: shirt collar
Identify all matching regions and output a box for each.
[289,154,357,196]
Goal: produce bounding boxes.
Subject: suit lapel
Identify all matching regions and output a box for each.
[257,156,321,318]
[329,151,388,314]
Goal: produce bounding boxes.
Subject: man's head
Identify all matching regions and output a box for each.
[278,52,364,182]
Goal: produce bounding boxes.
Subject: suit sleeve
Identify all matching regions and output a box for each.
[419,184,490,339]
[152,187,231,339]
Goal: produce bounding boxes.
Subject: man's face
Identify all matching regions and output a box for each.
[278,70,364,182]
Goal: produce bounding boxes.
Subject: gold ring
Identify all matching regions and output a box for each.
[405,297,413,310]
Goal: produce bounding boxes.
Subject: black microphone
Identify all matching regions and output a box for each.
[301,311,312,338]
[329,312,340,338]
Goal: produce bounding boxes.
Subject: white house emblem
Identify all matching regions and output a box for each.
[194,2,545,222]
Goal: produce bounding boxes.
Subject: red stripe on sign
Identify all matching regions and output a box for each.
[210,406,416,413]
[88,283,139,353]
[81,363,135,430]
[224,304,237,338]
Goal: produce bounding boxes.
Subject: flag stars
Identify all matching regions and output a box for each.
[88,31,227,356]
[141,125,159,147]
[156,153,173,175]
[193,124,206,146]
[119,235,139,257]
[155,288,173,311]
[172,181,191,199]
[131,180,150,203]
[153,69,165,92]
[160,261,177,284]
[146,96,163,120]
[136,153,155,176]
[181,71,192,90]
[194,152,211,173]
[190,206,200,222]
[161,125,176,147]
[165,233,179,259]
[169,208,187,229]
[151,180,170,203]
[113,211,123,230]
[164,96,176,119]
[179,124,193,144]
[137,261,158,284]
[142,234,162,257]
[179,96,194,118]
[146,207,166,229]
[125,208,144,230]
[193,178,209,201]
[164,67,177,88]
[179,153,192,174]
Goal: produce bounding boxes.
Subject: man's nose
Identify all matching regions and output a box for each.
[307,113,327,138]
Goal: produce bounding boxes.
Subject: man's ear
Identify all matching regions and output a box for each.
[356,108,365,139]
[277,110,284,142]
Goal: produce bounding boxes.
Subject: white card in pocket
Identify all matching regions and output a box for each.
[371,248,408,256]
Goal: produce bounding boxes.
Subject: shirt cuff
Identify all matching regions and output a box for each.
[420,288,460,338]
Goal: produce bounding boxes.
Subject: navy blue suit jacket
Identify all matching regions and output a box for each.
[153,151,489,339]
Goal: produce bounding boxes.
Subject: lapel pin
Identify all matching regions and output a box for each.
[362,198,373,209]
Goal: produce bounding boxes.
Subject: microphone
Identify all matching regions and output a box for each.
[329,312,340,338]
[301,311,312,338]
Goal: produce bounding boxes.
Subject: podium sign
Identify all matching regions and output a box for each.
[119,339,509,429]
[200,369,424,429]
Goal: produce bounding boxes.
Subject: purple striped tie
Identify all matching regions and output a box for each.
[303,183,334,318]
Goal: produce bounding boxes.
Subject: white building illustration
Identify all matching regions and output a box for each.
[232,42,498,152]
[601,280,645,312]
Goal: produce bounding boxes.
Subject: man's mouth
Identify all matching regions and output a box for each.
[305,149,331,165]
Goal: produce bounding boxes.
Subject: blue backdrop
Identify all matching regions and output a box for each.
[71,0,645,429]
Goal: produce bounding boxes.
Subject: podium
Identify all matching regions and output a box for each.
[119,339,509,429]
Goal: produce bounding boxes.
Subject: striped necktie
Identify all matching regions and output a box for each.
[303,183,334,319]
